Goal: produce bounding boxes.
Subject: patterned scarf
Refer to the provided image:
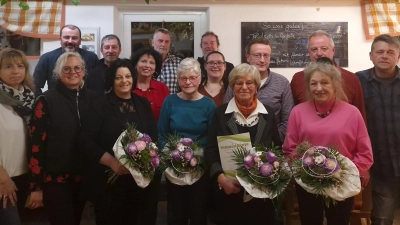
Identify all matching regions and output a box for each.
[0,80,35,125]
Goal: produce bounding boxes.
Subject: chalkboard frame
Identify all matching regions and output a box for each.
[241,22,348,68]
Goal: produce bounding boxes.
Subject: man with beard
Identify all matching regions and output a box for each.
[86,34,122,94]
[33,24,99,96]
[152,28,182,94]
[197,31,234,83]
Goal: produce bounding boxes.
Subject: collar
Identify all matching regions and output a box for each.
[368,66,400,81]
[225,98,268,115]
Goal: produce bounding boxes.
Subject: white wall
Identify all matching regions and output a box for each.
[40,2,375,81]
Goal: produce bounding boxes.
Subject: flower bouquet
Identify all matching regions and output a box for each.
[110,123,161,188]
[232,144,291,199]
[161,134,206,185]
[291,142,361,206]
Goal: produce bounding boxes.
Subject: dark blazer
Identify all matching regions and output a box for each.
[79,92,157,201]
[205,103,282,180]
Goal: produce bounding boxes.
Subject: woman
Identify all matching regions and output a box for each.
[28,52,98,225]
[158,58,216,225]
[283,60,373,225]
[131,48,169,122]
[198,51,228,107]
[205,63,282,225]
[0,48,35,224]
[80,59,159,225]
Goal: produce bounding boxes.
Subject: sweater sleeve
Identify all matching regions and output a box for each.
[79,100,108,163]
[33,57,49,97]
[205,109,224,180]
[223,86,234,104]
[352,114,373,175]
[278,80,294,141]
[282,107,299,157]
[28,96,49,191]
[157,96,171,149]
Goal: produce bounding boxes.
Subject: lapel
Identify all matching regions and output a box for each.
[227,113,238,134]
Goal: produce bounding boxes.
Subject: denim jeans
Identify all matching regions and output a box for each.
[0,197,21,225]
[371,173,400,225]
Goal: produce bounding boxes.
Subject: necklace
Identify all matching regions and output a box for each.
[205,83,222,94]
[313,98,336,118]
[137,83,149,91]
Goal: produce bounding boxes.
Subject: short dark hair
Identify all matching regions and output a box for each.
[130,48,163,79]
[104,59,137,93]
[101,34,121,49]
[200,31,220,47]
[60,24,81,38]
[371,34,400,52]
[245,38,270,54]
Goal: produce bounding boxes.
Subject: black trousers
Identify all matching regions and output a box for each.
[296,184,354,225]
[93,172,161,225]
[166,173,210,225]
[43,181,86,225]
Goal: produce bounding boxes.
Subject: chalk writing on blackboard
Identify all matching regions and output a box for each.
[241,22,348,68]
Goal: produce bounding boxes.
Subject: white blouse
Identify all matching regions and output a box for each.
[0,103,28,177]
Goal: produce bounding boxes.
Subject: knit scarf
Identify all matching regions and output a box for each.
[0,80,35,125]
[234,94,258,118]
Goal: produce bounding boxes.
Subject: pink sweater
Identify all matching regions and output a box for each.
[283,99,373,175]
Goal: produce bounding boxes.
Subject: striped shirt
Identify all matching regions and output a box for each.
[356,67,400,177]
[224,69,294,141]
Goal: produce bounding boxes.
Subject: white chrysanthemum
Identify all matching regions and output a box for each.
[255,151,263,156]
[178,145,185,152]
[314,155,325,164]
[137,132,143,138]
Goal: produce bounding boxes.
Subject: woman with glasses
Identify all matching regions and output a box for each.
[158,58,216,225]
[205,63,282,225]
[131,48,169,122]
[198,51,228,107]
[28,52,98,225]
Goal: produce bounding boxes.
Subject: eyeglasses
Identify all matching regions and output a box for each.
[250,53,270,60]
[178,76,199,83]
[206,61,225,67]
[62,66,84,74]
[234,81,255,87]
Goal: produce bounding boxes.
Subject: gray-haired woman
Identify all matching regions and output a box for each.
[28,52,98,225]
[158,58,216,225]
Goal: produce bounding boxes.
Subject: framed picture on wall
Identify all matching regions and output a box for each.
[80,27,100,57]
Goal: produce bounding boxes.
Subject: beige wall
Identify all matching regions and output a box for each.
[40,1,375,81]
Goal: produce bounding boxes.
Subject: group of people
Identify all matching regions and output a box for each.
[0,22,398,225]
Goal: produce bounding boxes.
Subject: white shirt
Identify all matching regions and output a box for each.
[0,103,28,177]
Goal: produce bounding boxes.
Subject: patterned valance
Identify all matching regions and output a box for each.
[361,0,400,40]
[0,0,65,39]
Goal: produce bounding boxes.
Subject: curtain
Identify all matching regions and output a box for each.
[0,0,65,39]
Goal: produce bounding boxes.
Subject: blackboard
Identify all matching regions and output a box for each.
[241,22,348,68]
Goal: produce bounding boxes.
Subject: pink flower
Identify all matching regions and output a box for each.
[176,143,185,152]
[273,161,280,168]
[254,156,261,163]
[134,141,147,151]
[307,147,315,155]
[149,149,157,157]
[190,157,197,167]
[244,154,255,169]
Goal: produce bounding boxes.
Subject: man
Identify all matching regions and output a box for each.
[290,30,366,121]
[197,31,234,82]
[356,34,400,225]
[33,25,99,96]
[224,38,293,142]
[152,28,182,94]
[86,34,121,94]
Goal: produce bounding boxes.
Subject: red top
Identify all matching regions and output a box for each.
[290,66,367,122]
[198,85,226,107]
[133,79,170,122]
